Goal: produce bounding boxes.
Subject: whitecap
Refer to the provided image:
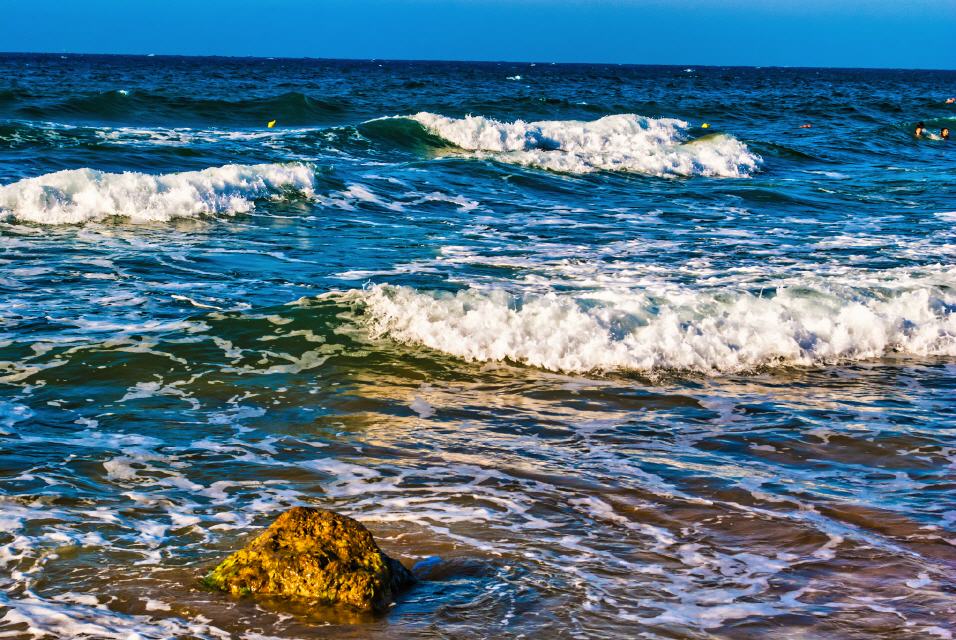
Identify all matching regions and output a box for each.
[404,112,760,177]
[349,269,956,375]
[0,163,315,225]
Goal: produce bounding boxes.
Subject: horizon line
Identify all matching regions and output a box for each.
[2,50,954,73]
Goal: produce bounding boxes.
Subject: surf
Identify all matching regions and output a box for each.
[347,268,956,375]
[0,163,316,224]
[375,112,762,177]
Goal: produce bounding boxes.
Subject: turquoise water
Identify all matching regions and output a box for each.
[1,54,955,638]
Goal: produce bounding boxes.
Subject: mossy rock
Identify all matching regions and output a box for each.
[204,506,414,612]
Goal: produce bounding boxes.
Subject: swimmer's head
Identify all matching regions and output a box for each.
[915,121,925,136]
[943,127,951,140]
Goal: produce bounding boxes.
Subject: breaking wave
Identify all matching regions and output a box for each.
[0,163,315,224]
[396,112,761,177]
[350,272,956,375]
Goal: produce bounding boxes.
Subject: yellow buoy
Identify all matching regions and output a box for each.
[267,120,277,128]
[701,123,710,129]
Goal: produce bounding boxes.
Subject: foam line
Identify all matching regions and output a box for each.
[406,112,760,177]
[0,163,315,224]
[352,275,956,374]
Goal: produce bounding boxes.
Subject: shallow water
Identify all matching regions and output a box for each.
[1,54,955,639]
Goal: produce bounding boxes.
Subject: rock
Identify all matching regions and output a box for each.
[204,506,415,612]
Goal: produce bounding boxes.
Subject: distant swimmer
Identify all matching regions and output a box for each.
[799,123,812,129]
[915,121,925,137]
[943,127,951,140]
[947,97,955,104]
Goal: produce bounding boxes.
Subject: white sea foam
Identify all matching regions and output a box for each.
[0,596,235,640]
[0,163,315,225]
[0,401,32,435]
[406,112,760,177]
[351,270,956,374]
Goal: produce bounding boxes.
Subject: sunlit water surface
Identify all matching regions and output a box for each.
[1,55,955,639]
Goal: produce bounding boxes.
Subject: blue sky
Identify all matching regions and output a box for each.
[1,0,954,69]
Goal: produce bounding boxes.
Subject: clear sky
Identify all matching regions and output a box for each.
[1,0,954,69]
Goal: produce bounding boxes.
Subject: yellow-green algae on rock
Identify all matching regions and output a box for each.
[204,506,415,612]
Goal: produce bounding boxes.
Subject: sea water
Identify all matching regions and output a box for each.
[1,54,955,639]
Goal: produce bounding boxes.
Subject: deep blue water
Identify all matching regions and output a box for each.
[1,54,955,639]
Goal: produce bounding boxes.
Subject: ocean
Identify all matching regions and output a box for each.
[0,53,954,639]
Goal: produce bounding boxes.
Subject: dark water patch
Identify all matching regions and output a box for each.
[749,140,829,163]
[16,90,350,127]
[0,88,34,106]
[357,117,452,154]
[721,185,830,208]
[458,95,615,121]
